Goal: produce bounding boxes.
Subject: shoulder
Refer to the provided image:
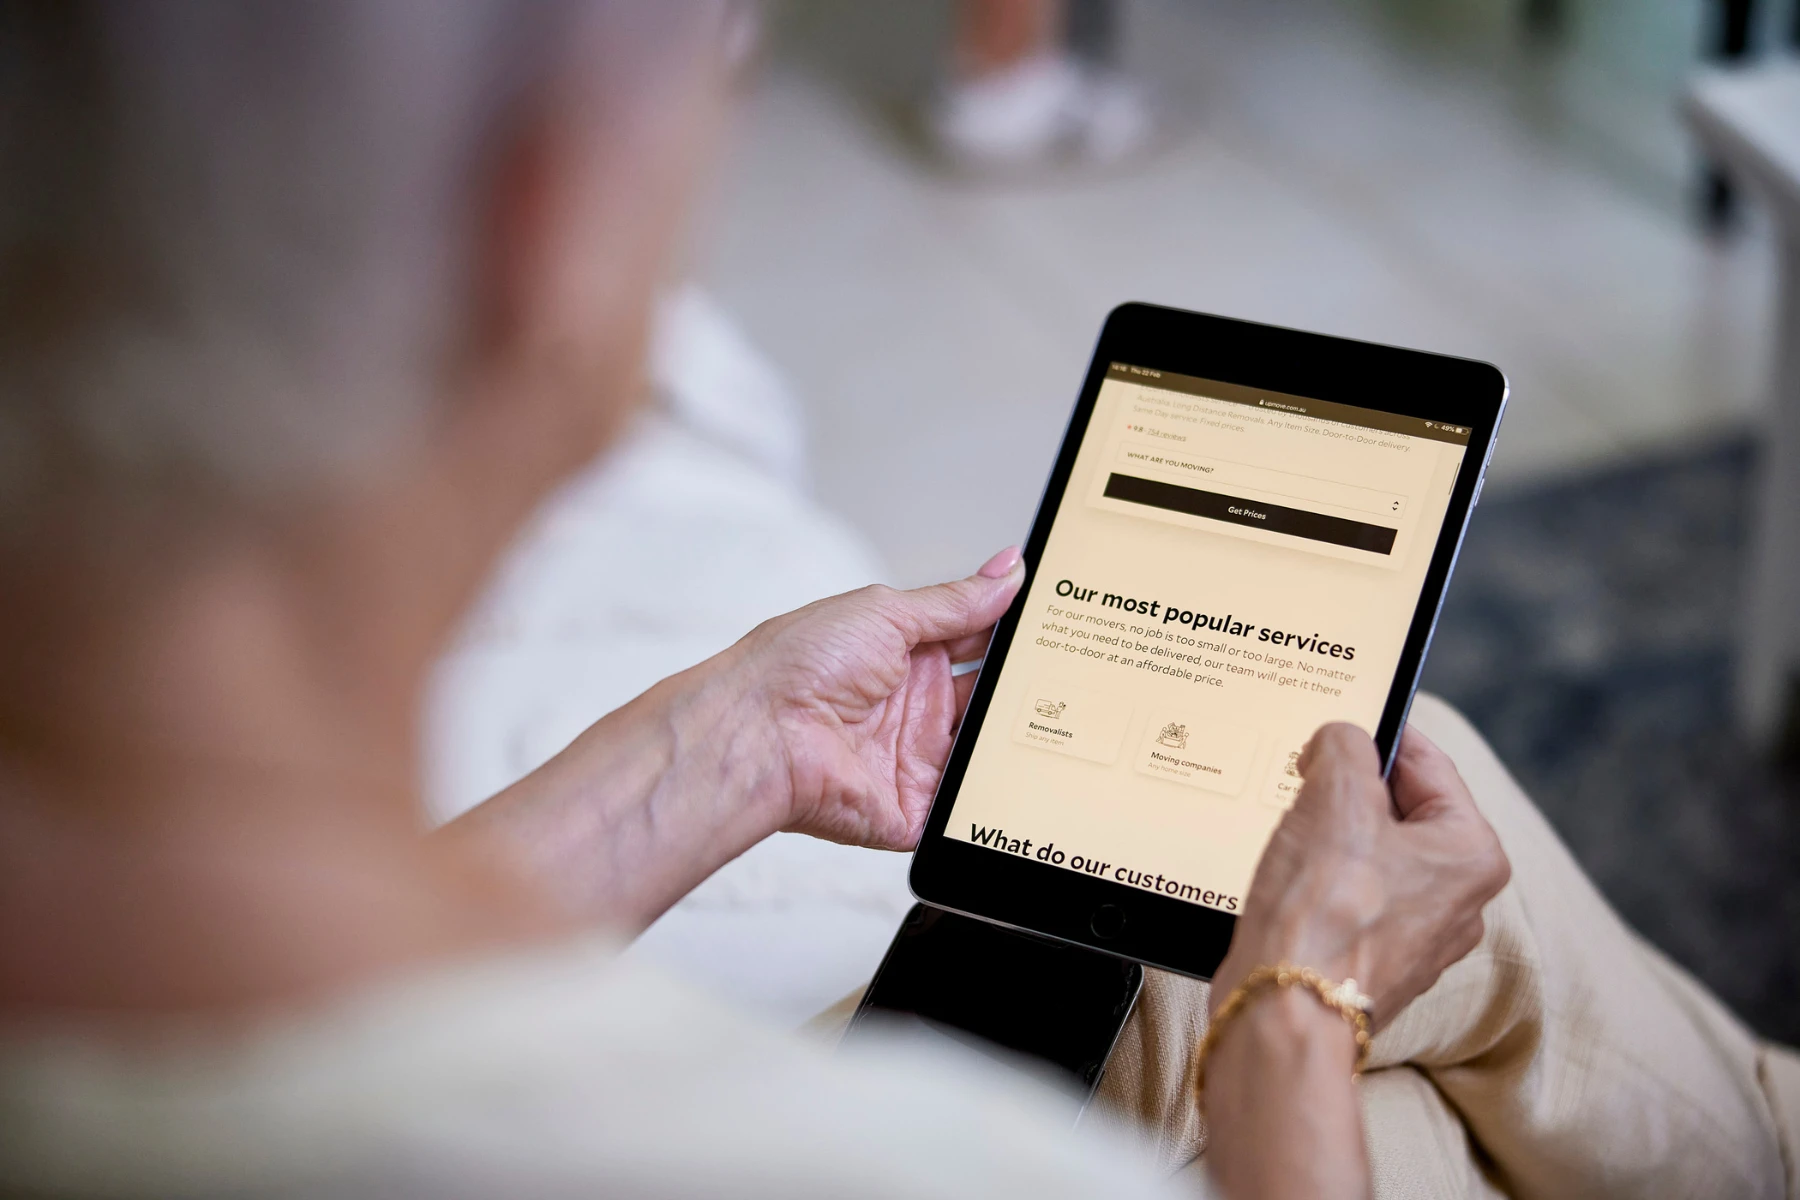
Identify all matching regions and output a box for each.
[2,939,1194,1200]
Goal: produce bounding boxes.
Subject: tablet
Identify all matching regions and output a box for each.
[909,303,1507,979]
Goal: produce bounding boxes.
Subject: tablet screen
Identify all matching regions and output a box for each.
[943,363,1474,914]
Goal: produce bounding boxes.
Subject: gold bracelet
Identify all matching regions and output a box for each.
[1193,963,1374,1101]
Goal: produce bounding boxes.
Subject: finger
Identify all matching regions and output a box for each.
[945,627,995,664]
[910,548,1018,657]
[1389,724,1473,821]
[954,669,979,720]
[889,553,1026,646]
[1426,915,1487,982]
[1297,722,1381,781]
[976,546,1022,579]
[1455,913,1487,960]
[1292,722,1388,820]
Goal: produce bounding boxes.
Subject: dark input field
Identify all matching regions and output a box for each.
[1103,473,1398,555]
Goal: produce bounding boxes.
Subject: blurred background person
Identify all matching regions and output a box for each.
[927,0,1152,170]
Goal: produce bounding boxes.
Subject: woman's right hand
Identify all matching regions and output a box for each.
[1211,722,1511,1030]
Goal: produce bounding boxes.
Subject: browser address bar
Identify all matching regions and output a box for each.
[1115,443,1407,519]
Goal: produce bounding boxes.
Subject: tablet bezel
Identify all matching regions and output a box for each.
[908,302,1508,981]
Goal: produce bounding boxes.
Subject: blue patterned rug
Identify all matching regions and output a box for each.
[1421,436,1800,1044]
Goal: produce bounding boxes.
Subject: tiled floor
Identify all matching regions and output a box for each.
[695,0,1779,587]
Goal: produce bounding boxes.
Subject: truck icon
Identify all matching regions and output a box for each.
[1034,699,1067,719]
[1156,722,1188,749]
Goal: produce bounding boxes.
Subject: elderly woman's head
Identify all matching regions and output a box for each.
[0,1,733,757]
[1,0,729,535]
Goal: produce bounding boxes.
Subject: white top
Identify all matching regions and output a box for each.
[0,939,1200,1198]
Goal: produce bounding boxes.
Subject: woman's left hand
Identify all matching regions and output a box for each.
[722,547,1025,849]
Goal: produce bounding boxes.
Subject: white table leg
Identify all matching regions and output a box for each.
[1739,234,1800,745]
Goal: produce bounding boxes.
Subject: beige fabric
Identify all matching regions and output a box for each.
[1086,692,1791,1198]
[1360,1066,1506,1199]
[1095,966,1212,1172]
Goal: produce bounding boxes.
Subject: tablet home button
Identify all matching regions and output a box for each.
[1089,904,1126,940]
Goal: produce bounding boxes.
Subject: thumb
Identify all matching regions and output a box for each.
[892,547,1025,646]
[1389,725,1474,821]
[1295,722,1388,816]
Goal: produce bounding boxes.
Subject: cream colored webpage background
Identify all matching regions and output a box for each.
[946,374,1467,913]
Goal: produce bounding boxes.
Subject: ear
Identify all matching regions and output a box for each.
[447,53,726,485]
[469,111,563,366]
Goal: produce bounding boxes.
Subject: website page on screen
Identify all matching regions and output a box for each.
[947,363,1471,913]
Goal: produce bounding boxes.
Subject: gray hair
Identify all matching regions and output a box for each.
[0,1,718,526]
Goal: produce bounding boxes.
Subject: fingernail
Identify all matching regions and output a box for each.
[977,546,1022,579]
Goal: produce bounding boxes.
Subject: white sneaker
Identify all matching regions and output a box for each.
[928,54,1152,173]
[1078,70,1152,165]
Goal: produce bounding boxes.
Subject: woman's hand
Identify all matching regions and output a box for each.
[1212,722,1511,1028]
[1201,722,1511,1200]
[445,549,1025,933]
[721,547,1026,850]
